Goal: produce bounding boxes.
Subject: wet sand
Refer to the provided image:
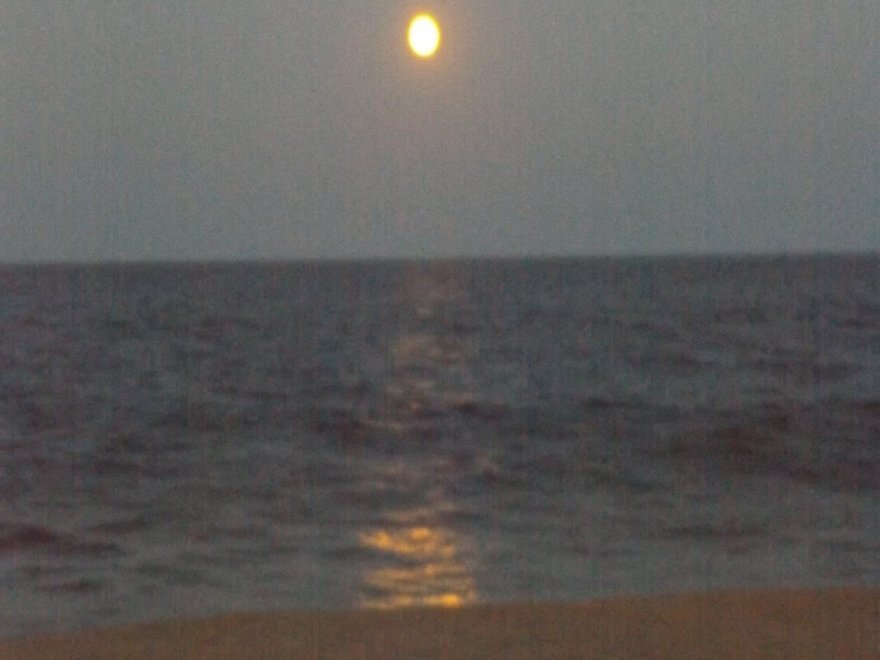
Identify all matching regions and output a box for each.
[1,588,877,659]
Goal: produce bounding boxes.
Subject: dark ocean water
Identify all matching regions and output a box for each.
[0,255,878,637]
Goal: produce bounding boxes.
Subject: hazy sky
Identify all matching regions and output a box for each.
[2,0,878,262]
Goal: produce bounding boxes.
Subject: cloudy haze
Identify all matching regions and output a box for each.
[2,0,878,262]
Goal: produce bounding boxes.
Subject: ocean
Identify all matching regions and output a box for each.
[1,255,878,638]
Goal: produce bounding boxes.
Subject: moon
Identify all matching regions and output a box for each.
[407,14,441,58]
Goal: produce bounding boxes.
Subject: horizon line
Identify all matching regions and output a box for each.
[1,247,878,268]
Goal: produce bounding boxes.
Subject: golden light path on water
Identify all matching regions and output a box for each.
[359,524,477,608]
[356,267,479,609]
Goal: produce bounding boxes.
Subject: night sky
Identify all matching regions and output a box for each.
[2,0,878,262]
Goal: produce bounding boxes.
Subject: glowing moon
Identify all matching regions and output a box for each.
[408,14,441,58]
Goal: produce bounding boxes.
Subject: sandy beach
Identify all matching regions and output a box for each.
[1,588,876,659]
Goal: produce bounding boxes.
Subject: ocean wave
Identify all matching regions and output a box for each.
[0,523,123,558]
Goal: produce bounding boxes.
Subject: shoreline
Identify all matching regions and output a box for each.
[1,588,877,659]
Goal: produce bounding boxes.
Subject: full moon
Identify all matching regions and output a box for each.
[407,14,441,58]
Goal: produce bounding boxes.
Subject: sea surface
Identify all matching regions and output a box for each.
[0,255,878,638]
